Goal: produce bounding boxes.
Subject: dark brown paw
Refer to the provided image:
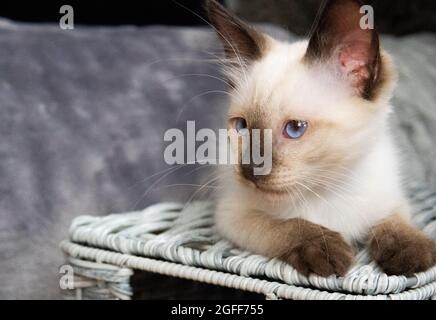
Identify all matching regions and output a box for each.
[369,227,436,276]
[280,224,354,277]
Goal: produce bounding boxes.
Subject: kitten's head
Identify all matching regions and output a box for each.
[207,0,396,197]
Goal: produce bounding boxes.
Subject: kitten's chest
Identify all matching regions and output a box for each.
[269,190,393,242]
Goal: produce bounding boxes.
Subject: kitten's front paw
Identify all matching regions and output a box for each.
[280,225,354,277]
[369,228,436,276]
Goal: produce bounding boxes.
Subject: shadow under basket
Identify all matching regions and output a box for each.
[60,186,436,300]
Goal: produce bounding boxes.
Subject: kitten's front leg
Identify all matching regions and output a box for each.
[369,214,436,276]
[216,204,354,277]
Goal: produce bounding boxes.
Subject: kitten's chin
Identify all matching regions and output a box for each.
[233,170,293,199]
[236,176,290,198]
[255,185,290,198]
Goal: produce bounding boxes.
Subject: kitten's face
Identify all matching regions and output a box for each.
[207,0,395,197]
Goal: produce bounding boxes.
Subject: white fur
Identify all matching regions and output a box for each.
[275,130,409,242]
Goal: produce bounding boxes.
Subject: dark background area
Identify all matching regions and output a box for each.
[0,0,212,26]
[233,0,436,36]
[0,0,434,35]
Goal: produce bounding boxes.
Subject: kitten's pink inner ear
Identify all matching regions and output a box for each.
[338,40,373,91]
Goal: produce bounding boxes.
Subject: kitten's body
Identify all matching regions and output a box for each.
[217,40,408,243]
[207,0,436,276]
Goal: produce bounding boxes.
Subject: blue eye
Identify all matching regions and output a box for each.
[284,120,308,139]
[234,117,247,132]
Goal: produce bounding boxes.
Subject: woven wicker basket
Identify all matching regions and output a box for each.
[60,186,436,300]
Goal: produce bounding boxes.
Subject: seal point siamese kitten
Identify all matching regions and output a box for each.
[206,0,436,276]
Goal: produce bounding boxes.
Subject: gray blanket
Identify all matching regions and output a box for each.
[0,19,435,299]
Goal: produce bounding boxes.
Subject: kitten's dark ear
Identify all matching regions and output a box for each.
[206,0,266,63]
[305,0,381,100]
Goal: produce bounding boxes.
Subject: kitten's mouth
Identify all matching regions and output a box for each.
[236,171,290,196]
[253,183,289,196]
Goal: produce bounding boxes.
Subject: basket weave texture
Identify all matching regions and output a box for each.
[60,187,436,300]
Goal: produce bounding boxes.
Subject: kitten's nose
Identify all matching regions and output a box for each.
[240,164,261,183]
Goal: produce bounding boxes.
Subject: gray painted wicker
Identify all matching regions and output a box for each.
[60,186,436,300]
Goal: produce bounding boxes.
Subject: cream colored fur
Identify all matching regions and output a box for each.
[216,37,409,244]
